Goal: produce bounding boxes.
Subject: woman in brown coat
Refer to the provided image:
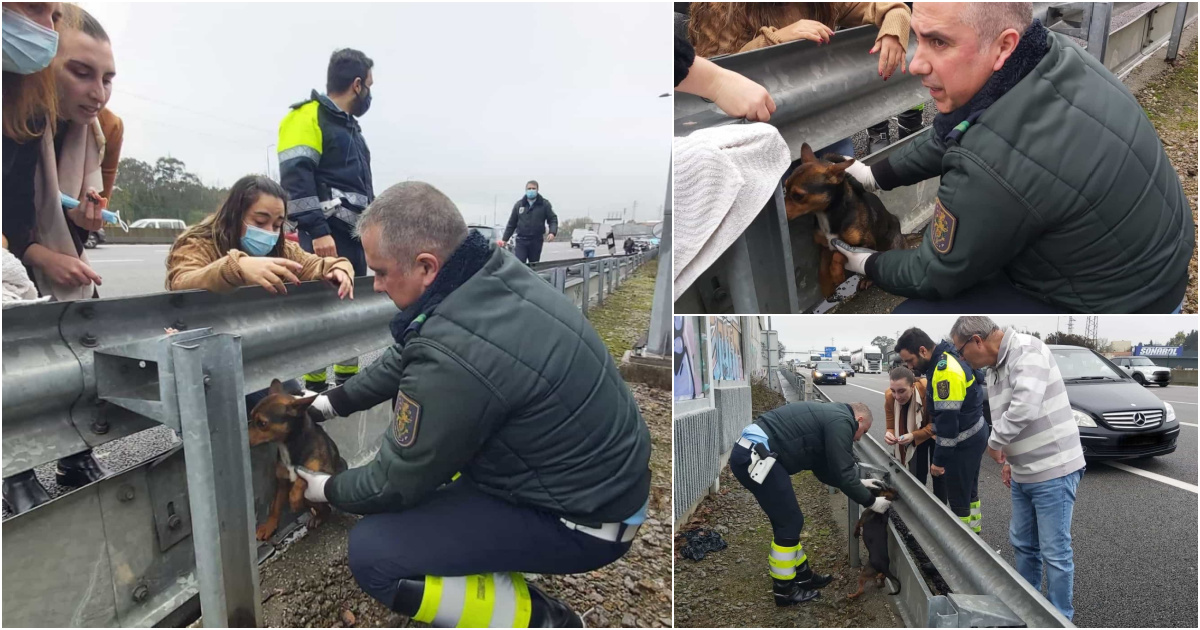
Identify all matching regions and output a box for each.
[884,366,946,502]
[166,174,354,297]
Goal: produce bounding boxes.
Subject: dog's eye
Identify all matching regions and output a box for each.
[791,192,805,202]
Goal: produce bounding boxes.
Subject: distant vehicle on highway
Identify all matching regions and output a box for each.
[570,229,589,249]
[1051,344,1179,459]
[84,228,106,249]
[839,361,855,378]
[1110,356,1172,387]
[812,361,847,385]
[129,218,187,230]
[852,345,883,373]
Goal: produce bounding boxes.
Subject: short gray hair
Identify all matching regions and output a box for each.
[355,181,468,268]
[962,2,1033,48]
[950,316,1000,342]
[850,402,873,426]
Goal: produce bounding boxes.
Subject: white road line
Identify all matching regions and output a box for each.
[1177,422,1198,428]
[846,382,886,395]
[1103,461,1198,494]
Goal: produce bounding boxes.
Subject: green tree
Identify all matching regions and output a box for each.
[110,156,228,226]
[871,335,896,352]
[1184,330,1198,351]
[1045,332,1096,350]
[1167,331,1188,347]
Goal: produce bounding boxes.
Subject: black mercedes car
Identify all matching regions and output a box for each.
[1050,345,1179,460]
[812,361,847,385]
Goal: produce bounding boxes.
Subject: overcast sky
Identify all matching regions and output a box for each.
[81,2,670,225]
[771,316,1196,354]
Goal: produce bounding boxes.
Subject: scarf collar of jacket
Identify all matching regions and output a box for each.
[891,381,926,463]
[388,229,492,344]
[312,89,362,131]
[933,19,1050,141]
[923,340,959,381]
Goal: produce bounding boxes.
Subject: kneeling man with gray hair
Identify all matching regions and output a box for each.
[293,181,651,627]
[950,315,1083,620]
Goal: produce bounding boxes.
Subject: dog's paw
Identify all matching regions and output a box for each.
[256,521,277,541]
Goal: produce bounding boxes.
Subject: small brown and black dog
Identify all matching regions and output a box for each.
[783,143,904,298]
[848,482,901,600]
[248,379,347,541]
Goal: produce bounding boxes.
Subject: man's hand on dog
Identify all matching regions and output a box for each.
[293,467,330,503]
[309,394,337,421]
[830,238,875,275]
[324,268,354,299]
[868,496,892,513]
[861,478,886,490]
[842,159,880,191]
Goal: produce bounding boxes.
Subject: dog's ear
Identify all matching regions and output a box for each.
[269,379,284,395]
[826,157,854,181]
[800,142,818,164]
[289,395,317,415]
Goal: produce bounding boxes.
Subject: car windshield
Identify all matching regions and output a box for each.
[1128,357,1159,367]
[866,353,881,360]
[840,363,852,369]
[1051,348,1125,380]
[816,362,842,371]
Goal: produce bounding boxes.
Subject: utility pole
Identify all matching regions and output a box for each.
[493,195,497,228]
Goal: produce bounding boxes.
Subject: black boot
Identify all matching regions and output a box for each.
[773,578,820,606]
[793,560,834,590]
[304,380,329,394]
[2,471,51,514]
[867,120,891,154]
[897,108,924,139]
[527,582,583,628]
[56,450,107,488]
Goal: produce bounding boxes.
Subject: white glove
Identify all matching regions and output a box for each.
[293,467,330,503]
[830,238,876,275]
[869,496,892,514]
[310,394,337,421]
[843,158,880,192]
[861,478,885,490]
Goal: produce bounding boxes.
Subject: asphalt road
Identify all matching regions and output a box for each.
[85,240,606,298]
[814,371,1198,628]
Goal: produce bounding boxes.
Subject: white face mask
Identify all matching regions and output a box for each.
[2,8,59,75]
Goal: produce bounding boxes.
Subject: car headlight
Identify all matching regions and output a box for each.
[814,372,822,377]
[1073,409,1097,428]
[840,372,847,377]
[1164,402,1176,423]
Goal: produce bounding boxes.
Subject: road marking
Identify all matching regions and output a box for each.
[1103,461,1198,494]
[89,259,144,263]
[1177,422,1198,428]
[846,382,886,395]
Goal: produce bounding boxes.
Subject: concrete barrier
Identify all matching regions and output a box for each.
[1171,368,1198,386]
[104,228,184,245]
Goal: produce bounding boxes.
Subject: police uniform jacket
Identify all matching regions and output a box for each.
[923,341,986,468]
[863,21,1192,313]
[502,194,558,242]
[277,90,375,239]
[753,402,874,508]
[324,231,651,525]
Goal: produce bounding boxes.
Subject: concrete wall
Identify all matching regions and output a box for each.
[1171,369,1198,386]
[673,383,752,528]
[104,228,184,245]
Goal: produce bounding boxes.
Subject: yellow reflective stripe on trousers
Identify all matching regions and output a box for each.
[333,363,360,375]
[511,573,533,628]
[458,574,494,628]
[413,575,444,624]
[303,370,327,382]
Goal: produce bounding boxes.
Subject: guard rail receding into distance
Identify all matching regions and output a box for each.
[1,249,655,628]
[672,3,1196,313]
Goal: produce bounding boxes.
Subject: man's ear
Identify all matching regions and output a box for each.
[417,253,441,289]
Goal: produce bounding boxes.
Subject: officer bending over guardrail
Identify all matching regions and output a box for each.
[290,181,651,627]
[729,400,889,606]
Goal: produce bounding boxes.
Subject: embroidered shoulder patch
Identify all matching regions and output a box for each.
[392,391,422,448]
[936,379,950,399]
[931,198,958,254]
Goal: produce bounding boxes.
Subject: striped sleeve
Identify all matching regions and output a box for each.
[988,342,1052,450]
[278,102,329,238]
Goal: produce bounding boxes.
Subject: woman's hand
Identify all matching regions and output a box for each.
[710,66,777,122]
[27,245,102,287]
[239,256,303,295]
[774,19,835,45]
[871,34,906,79]
[884,430,898,445]
[67,188,104,232]
[324,267,354,300]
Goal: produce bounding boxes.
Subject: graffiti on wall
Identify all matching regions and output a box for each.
[709,316,745,382]
[674,316,704,401]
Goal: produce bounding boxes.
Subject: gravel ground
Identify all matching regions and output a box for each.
[251,259,672,628]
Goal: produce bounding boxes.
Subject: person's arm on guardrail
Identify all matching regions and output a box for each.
[676,54,777,123]
[837,3,911,78]
[324,340,502,514]
[863,159,1035,300]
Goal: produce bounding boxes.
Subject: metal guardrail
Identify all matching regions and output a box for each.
[533,249,656,317]
[809,383,1072,628]
[1,251,657,628]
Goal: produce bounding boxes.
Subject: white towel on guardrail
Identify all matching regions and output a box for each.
[2,247,49,305]
[673,123,790,301]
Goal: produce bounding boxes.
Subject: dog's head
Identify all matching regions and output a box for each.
[247,379,317,446]
[871,482,900,502]
[782,142,857,220]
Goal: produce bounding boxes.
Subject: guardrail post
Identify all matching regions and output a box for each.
[580,262,590,317]
[172,333,261,628]
[597,259,606,306]
[1166,1,1189,61]
[1086,1,1113,63]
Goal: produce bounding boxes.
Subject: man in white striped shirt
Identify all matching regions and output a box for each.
[950,316,1084,621]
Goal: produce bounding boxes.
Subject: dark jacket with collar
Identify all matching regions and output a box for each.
[324,231,651,524]
[923,341,987,467]
[277,90,375,239]
[503,194,558,241]
[864,21,1193,313]
[753,401,874,507]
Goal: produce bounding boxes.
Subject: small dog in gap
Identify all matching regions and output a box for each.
[848,482,901,599]
[248,379,348,541]
[783,143,904,298]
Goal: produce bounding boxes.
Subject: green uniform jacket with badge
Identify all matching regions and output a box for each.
[864,25,1192,313]
[323,233,651,526]
[753,402,874,507]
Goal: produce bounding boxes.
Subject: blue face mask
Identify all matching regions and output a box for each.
[241,223,279,256]
[525,189,537,200]
[3,8,59,75]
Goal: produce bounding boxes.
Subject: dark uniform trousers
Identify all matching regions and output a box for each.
[941,427,989,528]
[513,237,544,264]
[907,439,948,504]
[728,443,804,542]
[347,479,632,610]
[301,222,367,276]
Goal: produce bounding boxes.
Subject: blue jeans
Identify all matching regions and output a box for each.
[1009,468,1083,620]
[583,249,595,258]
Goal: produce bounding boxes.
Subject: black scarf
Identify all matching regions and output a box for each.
[388,230,492,344]
[932,19,1050,141]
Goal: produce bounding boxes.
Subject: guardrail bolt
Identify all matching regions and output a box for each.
[132,583,149,604]
[167,514,182,530]
[119,485,135,502]
[203,374,212,390]
[91,419,110,435]
[80,333,98,348]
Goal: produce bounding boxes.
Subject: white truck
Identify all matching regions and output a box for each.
[851,345,883,374]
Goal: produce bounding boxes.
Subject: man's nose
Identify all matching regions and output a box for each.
[909,44,931,76]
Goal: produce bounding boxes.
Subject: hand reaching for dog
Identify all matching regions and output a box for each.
[293,467,331,503]
[869,496,892,513]
[239,256,303,295]
[324,268,354,299]
[870,34,907,79]
[830,238,875,275]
